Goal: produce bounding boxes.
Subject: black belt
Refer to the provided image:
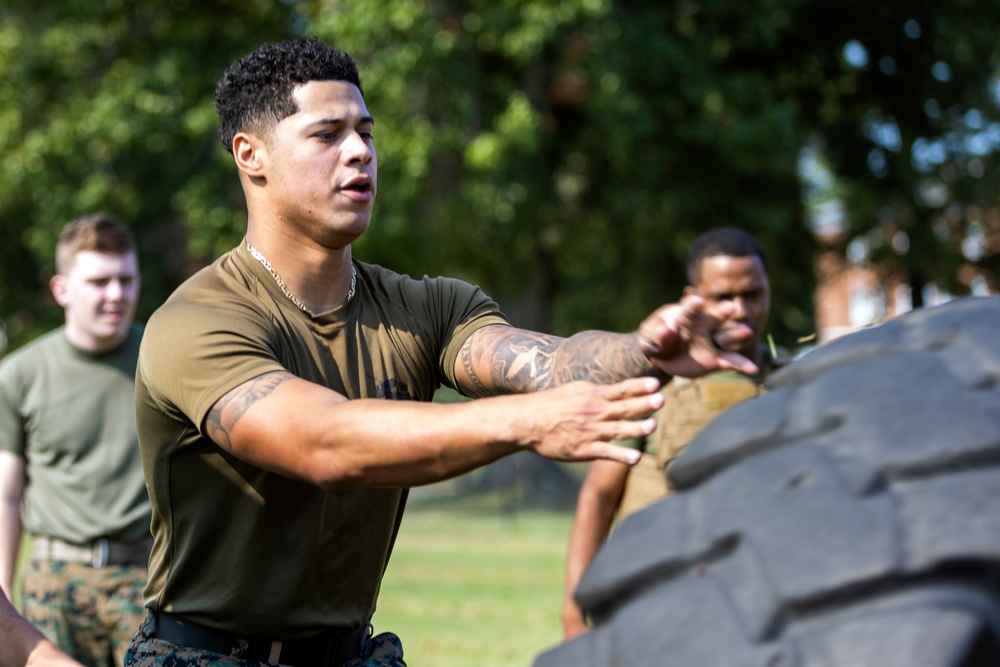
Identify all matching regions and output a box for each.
[140,611,371,666]
[32,535,152,568]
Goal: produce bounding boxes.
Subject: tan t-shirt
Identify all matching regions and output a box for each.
[135,244,508,637]
[618,345,786,519]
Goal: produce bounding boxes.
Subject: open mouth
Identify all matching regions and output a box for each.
[343,179,372,193]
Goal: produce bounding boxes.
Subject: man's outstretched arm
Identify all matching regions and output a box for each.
[205,373,664,490]
[455,295,759,397]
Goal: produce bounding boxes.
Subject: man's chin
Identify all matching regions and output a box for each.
[97,324,132,344]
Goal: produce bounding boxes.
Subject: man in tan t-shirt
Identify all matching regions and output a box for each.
[562,227,783,639]
[127,39,764,667]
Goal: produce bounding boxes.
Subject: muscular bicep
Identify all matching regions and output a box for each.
[203,371,348,481]
[455,324,563,397]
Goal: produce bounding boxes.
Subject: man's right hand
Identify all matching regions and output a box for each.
[507,377,663,465]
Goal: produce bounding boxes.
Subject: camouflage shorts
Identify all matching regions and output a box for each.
[21,558,148,667]
[125,629,406,667]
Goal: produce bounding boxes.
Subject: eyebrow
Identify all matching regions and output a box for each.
[311,116,375,127]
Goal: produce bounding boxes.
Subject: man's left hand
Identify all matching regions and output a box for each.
[636,295,759,379]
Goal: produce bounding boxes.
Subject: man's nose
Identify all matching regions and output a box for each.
[344,132,373,164]
[105,280,124,300]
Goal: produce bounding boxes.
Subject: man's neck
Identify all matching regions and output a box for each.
[243,230,355,314]
[64,326,129,355]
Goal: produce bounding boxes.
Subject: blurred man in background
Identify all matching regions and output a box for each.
[0,214,151,667]
[562,227,786,639]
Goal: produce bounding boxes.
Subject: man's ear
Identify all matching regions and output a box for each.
[683,285,698,298]
[233,132,267,177]
[50,274,70,308]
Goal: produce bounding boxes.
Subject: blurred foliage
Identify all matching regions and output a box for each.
[774,0,1000,304]
[307,0,812,337]
[1,0,998,354]
[0,0,297,348]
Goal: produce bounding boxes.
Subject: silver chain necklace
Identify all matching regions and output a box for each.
[245,240,356,316]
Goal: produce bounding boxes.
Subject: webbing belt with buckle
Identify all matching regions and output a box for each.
[141,611,372,667]
[31,535,152,568]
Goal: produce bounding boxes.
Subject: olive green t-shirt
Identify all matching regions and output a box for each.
[0,326,150,544]
[135,244,508,637]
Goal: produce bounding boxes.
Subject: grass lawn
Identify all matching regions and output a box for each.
[372,494,575,667]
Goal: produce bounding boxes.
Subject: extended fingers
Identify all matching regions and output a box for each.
[636,300,694,356]
[638,295,723,358]
[711,350,760,376]
[599,376,662,401]
[578,441,645,465]
[579,377,663,420]
[542,380,662,462]
[586,382,663,452]
[710,322,754,351]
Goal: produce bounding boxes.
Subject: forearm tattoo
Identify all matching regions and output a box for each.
[460,328,653,397]
[550,331,652,385]
[205,371,294,450]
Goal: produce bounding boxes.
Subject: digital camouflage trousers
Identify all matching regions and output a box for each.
[21,559,148,667]
[126,630,407,667]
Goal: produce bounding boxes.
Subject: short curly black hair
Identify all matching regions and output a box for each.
[214,37,364,154]
[686,227,767,285]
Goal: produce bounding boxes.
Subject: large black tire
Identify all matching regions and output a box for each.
[536,296,1000,667]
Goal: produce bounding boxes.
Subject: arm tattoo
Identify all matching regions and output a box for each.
[204,371,294,450]
[551,331,653,386]
[460,327,654,397]
[460,343,493,398]
[460,329,556,398]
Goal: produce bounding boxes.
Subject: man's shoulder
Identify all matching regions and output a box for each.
[356,260,503,324]
[0,330,69,401]
[0,328,66,369]
[169,250,245,300]
[358,261,483,296]
[149,251,252,321]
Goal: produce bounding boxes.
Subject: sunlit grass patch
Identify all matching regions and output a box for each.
[373,495,575,667]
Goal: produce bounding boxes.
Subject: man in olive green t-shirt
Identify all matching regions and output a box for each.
[0,214,151,667]
[127,38,762,667]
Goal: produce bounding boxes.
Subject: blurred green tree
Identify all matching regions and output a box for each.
[306,0,814,339]
[0,0,299,348]
[2,0,998,358]
[762,0,1000,307]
